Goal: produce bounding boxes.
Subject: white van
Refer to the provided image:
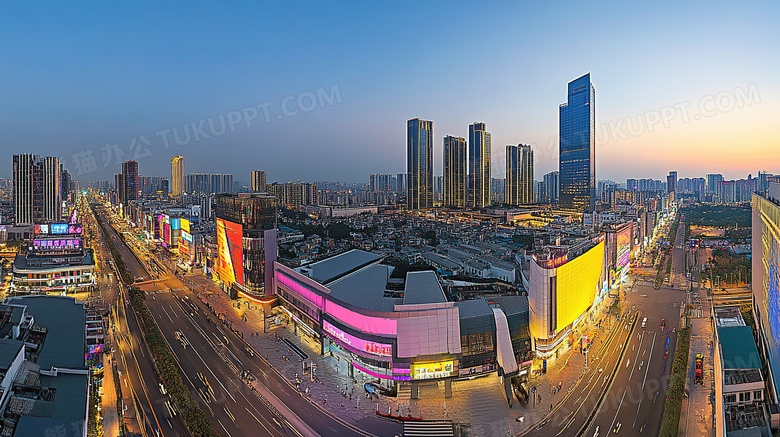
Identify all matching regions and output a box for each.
[641,317,647,328]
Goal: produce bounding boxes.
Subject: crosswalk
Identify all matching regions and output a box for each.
[403,421,454,437]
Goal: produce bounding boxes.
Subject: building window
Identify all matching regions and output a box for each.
[725,394,736,403]
[754,390,762,400]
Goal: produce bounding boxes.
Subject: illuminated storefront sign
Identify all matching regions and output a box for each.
[411,361,454,380]
[33,239,81,250]
[323,320,392,357]
[68,225,83,234]
[181,230,193,243]
[181,218,190,233]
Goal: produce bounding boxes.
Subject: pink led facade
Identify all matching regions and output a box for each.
[277,272,324,309]
[323,321,392,357]
[324,300,397,336]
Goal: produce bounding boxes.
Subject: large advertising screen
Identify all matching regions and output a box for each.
[50,223,69,234]
[181,218,190,234]
[323,320,392,357]
[555,241,604,331]
[616,227,630,270]
[216,218,244,286]
[411,361,454,380]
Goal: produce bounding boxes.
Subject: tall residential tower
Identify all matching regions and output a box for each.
[443,135,467,208]
[171,155,185,196]
[468,122,491,208]
[505,144,534,206]
[406,118,433,210]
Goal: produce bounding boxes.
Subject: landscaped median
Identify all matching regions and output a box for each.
[128,287,218,437]
[659,326,691,437]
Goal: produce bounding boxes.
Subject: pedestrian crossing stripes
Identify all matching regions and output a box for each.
[403,421,454,437]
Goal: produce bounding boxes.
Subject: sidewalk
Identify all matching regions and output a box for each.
[102,352,120,437]
[186,273,616,436]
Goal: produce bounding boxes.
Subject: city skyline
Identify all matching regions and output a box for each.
[1,3,777,183]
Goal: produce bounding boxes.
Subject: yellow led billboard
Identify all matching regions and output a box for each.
[555,241,604,331]
[181,218,190,233]
[411,361,454,380]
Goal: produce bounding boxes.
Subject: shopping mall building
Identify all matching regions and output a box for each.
[271,249,531,399]
[10,224,95,295]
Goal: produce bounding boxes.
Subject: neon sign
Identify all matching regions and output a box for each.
[323,320,392,357]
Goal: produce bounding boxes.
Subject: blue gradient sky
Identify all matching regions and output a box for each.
[1,2,778,184]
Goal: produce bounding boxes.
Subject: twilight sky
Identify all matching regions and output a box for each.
[1,2,778,185]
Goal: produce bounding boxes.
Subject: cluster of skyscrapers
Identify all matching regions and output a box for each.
[405,73,596,212]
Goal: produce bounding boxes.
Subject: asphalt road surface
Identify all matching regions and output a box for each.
[582,285,682,436]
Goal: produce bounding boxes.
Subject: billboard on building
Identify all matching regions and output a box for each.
[555,241,605,331]
[616,227,630,270]
[181,218,190,234]
[50,223,68,234]
[216,218,244,286]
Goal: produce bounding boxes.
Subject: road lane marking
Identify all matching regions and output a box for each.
[608,389,627,434]
[218,419,233,437]
[630,332,645,381]
[244,406,274,436]
[643,331,657,390]
[161,306,173,323]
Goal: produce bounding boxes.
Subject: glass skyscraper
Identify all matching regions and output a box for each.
[469,122,491,208]
[406,118,433,210]
[559,73,595,212]
[443,135,466,208]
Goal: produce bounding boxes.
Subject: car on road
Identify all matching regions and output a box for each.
[661,319,665,330]
[641,317,647,328]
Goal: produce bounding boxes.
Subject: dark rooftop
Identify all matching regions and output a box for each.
[5,296,86,370]
[297,249,381,284]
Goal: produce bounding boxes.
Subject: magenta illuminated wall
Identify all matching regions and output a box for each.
[276,272,324,309]
[325,300,397,336]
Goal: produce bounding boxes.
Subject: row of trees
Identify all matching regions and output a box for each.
[660,326,691,436]
[128,287,218,436]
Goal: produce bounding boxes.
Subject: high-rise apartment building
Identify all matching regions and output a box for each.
[443,135,466,208]
[120,161,138,206]
[12,154,62,225]
[211,174,234,194]
[251,170,267,192]
[171,155,185,195]
[406,118,433,210]
[505,144,534,206]
[396,173,407,193]
[667,171,678,193]
[627,179,638,190]
[468,122,491,208]
[559,73,596,212]
[369,174,393,192]
[266,182,318,207]
[707,174,724,194]
[542,171,560,204]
